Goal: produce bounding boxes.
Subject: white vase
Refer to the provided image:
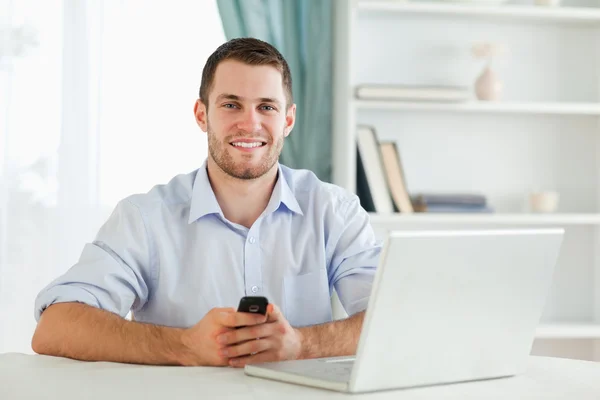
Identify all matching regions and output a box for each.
[475,62,502,101]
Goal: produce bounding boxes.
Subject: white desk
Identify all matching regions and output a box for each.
[0,353,598,399]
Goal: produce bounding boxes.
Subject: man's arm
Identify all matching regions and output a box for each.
[32,302,267,366]
[32,303,184,365]
[296,311,365,359]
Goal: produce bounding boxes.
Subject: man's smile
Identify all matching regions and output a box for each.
[230,138,267,152]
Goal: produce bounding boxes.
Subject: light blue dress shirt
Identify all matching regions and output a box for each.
[35,161,382,328]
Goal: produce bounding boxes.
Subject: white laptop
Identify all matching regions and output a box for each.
[245,228,564,393]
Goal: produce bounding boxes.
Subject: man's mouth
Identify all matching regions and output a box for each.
[230,141,267,148]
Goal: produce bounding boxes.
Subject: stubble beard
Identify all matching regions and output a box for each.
[207,122,284,180]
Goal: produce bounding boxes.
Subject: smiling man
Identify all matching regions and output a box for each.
[31,38,381,367]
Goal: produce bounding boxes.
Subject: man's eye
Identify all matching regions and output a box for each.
[261,105,275,111]
[224,104,238,109]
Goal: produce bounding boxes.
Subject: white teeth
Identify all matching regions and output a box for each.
[231,142,263,148]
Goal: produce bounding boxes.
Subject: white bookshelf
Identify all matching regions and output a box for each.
[368,213,600,225]
[355,100,600,115]
[333,0,600,361]
[358,1,600,24]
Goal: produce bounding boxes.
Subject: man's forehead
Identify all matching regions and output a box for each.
[211,60,285,99]
[215,59,282,75]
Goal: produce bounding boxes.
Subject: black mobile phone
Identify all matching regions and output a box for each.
[237,296,269,315]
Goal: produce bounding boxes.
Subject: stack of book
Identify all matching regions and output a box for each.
[355,84,471,103]
[411,193,493,213]
[356,125,493,214]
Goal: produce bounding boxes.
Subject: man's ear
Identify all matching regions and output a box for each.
[194,99,208,132]
[284,104,296,138]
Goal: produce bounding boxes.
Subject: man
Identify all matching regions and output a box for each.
[32,38,381,368]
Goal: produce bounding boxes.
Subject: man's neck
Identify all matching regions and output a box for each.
[206,158,278,229]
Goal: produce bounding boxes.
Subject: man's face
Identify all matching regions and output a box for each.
[195,60,295,180]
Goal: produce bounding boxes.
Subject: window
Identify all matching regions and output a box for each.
[1,0,225,354]
[98,1,225,206]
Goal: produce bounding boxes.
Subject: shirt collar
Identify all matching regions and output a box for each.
[188,161,222,224]
[271,164,303,216]
[188,161,303,224]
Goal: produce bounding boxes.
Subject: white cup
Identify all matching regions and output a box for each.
[529,191,559,213]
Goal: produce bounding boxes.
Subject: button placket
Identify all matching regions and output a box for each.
[244,228,262,296]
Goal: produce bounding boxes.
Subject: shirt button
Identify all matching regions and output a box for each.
[249,237,256,244]
[251,286,259,293]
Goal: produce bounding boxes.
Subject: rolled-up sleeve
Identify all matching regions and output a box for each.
[34,199,154,321]
[327,197,382,316]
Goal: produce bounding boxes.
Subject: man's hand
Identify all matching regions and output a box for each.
[179,307,268,366]
[217,304,303,368]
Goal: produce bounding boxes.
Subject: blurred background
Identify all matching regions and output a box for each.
[2,0,600,362]
[0,0,222,353]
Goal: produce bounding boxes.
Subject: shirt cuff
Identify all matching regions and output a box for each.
[335,272,375,316]
[34,285,101,321]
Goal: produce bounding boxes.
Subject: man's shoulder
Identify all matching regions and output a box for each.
[122,169,199,215]
[281,165,358,212]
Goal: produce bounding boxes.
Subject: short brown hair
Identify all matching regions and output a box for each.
[199,37,293,108]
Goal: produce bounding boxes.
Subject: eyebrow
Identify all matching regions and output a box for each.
[215,93,282,107]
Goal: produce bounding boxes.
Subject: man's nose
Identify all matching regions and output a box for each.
[236,108,262,133]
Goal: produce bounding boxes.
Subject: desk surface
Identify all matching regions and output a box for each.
[0,353,598,399]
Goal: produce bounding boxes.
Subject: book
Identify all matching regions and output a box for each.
[356,147,376,213]
[355,84,470,102]
[379,142,414,213]
[411,193,487,207]
[356,126,394,213]
[413,204,494,213]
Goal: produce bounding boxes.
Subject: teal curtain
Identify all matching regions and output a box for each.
[216,0,333,182]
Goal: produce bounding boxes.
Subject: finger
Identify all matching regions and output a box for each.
[266,303,282,323]
[222,338,273,359]
[211,307,235,322]
[214,307,236,313]
[217,322,279,346]
[219,310,267,328]
[229,350,277,368]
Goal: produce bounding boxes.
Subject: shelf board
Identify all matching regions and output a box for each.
[357,1,600,24]
[368,213,600,225]
[536,323,600,339]
[355,100,600,116]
